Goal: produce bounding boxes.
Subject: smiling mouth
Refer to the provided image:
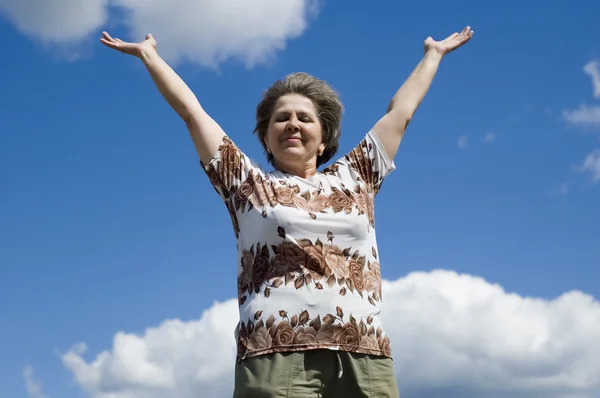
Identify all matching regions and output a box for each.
[283,137,302,142]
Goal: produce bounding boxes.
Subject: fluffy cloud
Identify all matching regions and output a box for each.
[60,270,600,398]
[0,0,319,67]
[563,61,600,128]
[0,0,108,43]
[563,104,600,127]
[23,365,48,398]
[457,135,468,150]
[584,61,600,99]
[580,150,600,182]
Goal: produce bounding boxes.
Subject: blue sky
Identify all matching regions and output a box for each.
[1,1,600,397]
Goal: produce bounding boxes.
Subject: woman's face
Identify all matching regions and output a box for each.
[265,93,325,171]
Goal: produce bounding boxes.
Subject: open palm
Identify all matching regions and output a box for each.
[424,26,473,56]
[99,31,156,58]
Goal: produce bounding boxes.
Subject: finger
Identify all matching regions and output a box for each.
[461,29,474,42]
[115,38,125,43]
[99,38,119,49]
[100,38,124,51]
[461,26,472,39]
[443,32,458,42]
[99,38,114,47]
[102,31,116,41]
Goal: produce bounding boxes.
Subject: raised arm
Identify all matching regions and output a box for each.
[373,26,474,160]
[100,32,226,165]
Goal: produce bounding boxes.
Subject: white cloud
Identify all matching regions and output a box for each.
[60,270,600,398]
[563,104,600,127]
[483,132,496,143]
[457,135,468,150]
[0,0,319,68]
[580,149,600,183]
[23,365,48,398]
[583,61,600,99]
[0,0,108,43]
[563,61,600,128]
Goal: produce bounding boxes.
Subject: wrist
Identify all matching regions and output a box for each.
[424,49,444,63]
[139,47,158,63]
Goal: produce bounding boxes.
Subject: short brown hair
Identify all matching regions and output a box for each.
[254,72,344,168]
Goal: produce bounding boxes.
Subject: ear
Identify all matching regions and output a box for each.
[318,143,326,157]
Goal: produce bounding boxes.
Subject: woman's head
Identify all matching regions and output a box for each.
[254,72,343,171]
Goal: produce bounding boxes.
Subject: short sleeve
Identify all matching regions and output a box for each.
[202,135,264,201]
[325,129,395,196]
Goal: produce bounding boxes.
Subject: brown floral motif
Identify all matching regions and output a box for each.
[224,199,241,238]
[364,260,382,301]
[273,321,295,347]
[204,136,244,195]
[205,135,384,228]
[274,185,297,206]
[237,309,392,361]
[321,243,349,280]
[220,138,243,186]
[348,259,365,291]
[327,187,355,215]
[270,241,305,274]
[206,140,377,225]
[292,189,329,214]
[322,162,340,175]
[236,232,382,307]
[238,243,271,298]
[344,138,385,196]
[352,184,375,228]
[303,244,329,279]
[234,178,254,204]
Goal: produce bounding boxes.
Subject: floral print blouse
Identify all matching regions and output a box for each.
[203,129,396,362]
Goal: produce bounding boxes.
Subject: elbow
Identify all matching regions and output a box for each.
[387,107,413,131]
[183,113,193,127]
[183,104,207,127]
[182,107,198,127]
[376,109,411,137]
[387,99,414,119]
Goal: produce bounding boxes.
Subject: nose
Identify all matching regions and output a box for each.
[286,115,300,131]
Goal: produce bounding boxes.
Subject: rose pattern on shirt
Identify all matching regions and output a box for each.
[239,308,392,359]
[237,233,382,307]
[203,130,395,362]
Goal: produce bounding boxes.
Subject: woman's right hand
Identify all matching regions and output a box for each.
[100,31,157,58]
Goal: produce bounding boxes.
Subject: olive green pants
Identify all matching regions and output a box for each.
[233,350,400,398]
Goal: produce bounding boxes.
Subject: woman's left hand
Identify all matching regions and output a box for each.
[424,26,474,57]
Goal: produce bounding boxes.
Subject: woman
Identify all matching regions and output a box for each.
[100,26,473,398]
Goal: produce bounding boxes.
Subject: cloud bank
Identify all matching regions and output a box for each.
[59,270,600,398]
[0,0,319,67]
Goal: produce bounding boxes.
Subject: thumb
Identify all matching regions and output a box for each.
[146,33,153,40]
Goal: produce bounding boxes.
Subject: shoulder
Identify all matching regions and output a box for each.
[202,135,270,197]
[320,129,396,195]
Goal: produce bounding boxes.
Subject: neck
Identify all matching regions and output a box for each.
[276,160,318,179]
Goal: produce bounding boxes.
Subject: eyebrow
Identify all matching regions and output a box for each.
[275,110,315,117]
